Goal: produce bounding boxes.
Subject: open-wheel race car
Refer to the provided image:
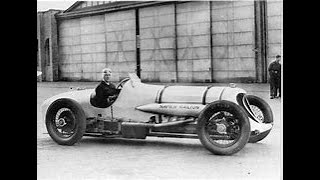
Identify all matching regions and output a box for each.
[41,73,273,155]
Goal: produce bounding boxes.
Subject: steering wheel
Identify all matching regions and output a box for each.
[116,78,130,89]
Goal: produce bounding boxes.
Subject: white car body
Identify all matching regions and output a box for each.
[41,73,272,134]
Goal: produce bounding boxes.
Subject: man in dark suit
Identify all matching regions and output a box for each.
[93,68,121,108]
[268,55,281,99]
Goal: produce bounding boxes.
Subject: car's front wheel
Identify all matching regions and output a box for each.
[45,99,86,145]
[197,101,250,155]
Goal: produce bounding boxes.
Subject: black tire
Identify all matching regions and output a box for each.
[246,95,273,143]
[197,100,250,155]
[45,98,86,145]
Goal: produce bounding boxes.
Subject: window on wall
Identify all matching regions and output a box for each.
[45,39,50,66]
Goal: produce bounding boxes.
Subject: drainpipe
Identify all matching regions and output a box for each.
[254,0,267,83]
[174,2,179,83]
[209,1,214,82]
[135,8,141,78]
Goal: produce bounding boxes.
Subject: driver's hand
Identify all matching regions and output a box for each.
[109,95,117,101]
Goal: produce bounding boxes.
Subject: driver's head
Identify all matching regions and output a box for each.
[102,68,112,82]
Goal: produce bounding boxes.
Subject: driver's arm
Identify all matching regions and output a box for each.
[107,84,121,101]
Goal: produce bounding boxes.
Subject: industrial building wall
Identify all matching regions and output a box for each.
[57,1,282,82]
[139,4,176,82]
[59,18,82,80]
[59,11,137,82]
[177,1,211,82]
[79,15,106,81]
[59,15,106,81]
[211,1,256,82]
[105,10,137,82]
[267,0,283,66]
[37,10,60,82]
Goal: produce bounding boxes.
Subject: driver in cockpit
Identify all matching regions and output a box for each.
[93,68,121,108]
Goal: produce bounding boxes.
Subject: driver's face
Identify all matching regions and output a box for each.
[103,72,112,82]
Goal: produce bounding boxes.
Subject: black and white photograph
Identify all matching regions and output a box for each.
[37,0,283,179]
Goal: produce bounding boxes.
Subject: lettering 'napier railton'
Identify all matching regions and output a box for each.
[159,104,177,109]
[178,105,200,110]
[159,104,200,110]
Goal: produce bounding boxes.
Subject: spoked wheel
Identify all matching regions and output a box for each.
[245,95,273,143]
[45,99,86,145]
[197,101,250,155]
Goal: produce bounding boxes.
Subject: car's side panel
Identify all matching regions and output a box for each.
[40,89,111,121]
[136,103,205,117]
[204,87,226,103]
[161,86,207,104]
[112,81,164,122]
[219,87,247,103]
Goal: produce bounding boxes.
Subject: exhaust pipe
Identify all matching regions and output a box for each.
[121,119,194,128]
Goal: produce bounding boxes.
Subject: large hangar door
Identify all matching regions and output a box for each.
[59,19,82,81]
[211,1,256,82]
[79,15,106,81]
[59,16,106,81]
[176,1,212,83]
[139,4,176,82]
[105,10,137,81]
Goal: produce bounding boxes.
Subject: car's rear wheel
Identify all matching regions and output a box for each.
[246,95,273,143]
[45,99,86,145]
[197,101,250,155]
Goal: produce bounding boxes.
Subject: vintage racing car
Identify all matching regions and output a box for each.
[41,73,273,155]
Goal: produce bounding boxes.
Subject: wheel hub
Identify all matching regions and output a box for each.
[216,123,227,134]
[56,118,67,127]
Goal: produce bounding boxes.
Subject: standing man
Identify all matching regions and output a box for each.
[268,55,281,99]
